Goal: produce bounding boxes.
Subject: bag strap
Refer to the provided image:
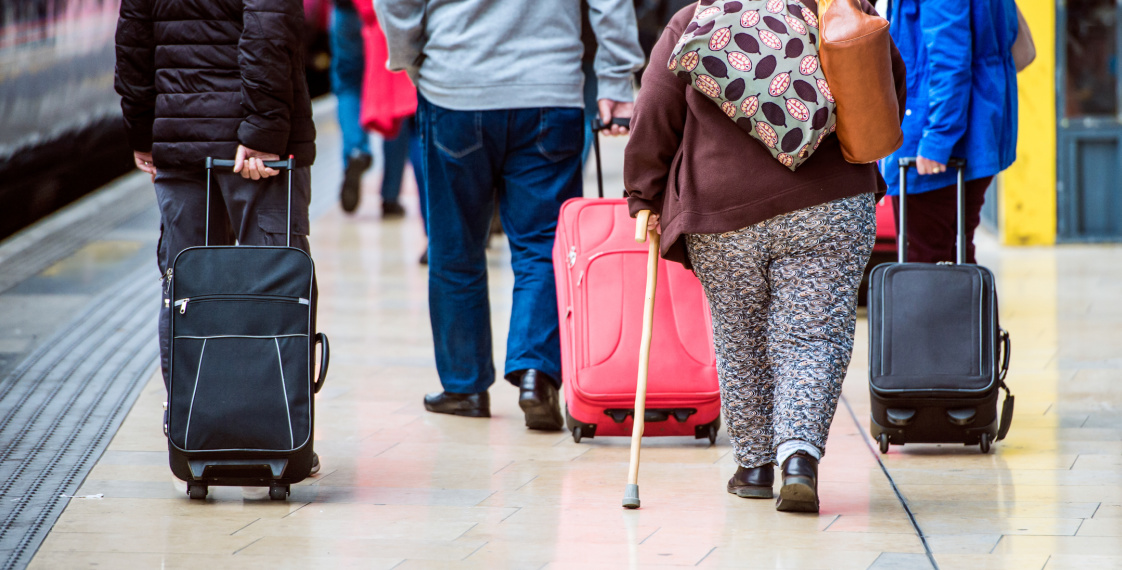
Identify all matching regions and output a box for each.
[1012,4,1036,72]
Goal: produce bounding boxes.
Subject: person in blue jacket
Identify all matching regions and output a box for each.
[884,0,1019,263]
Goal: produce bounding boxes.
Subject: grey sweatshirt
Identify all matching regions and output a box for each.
[374,0,645,110]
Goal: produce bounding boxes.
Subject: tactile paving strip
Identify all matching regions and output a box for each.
[0,175,153,296]
[0,263,158,569]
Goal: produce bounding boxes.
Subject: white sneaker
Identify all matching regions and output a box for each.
[310,452,321,475]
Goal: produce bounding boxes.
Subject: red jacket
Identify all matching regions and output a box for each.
[354,0,416,138]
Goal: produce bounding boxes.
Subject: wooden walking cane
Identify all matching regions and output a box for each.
[623,209,659,509]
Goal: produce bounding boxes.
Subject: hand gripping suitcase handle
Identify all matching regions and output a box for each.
[313,332,329,394]
[205,156,298,247]
[896,157,968,264]
[591,117,632,132]
[208,158,294,169]
[591,117,632,199]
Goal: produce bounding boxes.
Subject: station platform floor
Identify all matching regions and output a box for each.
[2,103,1120,570]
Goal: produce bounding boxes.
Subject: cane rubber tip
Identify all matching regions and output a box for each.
[622,484,640,509]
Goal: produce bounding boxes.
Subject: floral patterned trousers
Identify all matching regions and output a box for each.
[685,193,877,468]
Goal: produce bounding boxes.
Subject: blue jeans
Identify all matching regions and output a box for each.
[382,115,425,208]
[330,5,370,165]
[417,94,584,394]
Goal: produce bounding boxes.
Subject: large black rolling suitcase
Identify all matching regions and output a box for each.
[868,157,1012,454]
[165,157,329,500]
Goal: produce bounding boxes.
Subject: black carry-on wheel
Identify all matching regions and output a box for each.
[707,424,718,445]
[979,433,993,454]
[188,484,208,500]
[269,484,289,501]
[877,434,890,454]
[572,426,583,444]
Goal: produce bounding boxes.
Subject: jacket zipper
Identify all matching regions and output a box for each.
[163,268,173,308]
[174,294,309,315]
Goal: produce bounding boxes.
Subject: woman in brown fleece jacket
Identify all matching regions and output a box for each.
[624,1,905,512]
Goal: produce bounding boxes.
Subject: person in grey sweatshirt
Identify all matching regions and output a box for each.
[375,0,644,428]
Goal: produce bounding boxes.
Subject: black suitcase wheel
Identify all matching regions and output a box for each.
[707,423,718,445]
[572,426,583,443]
[877,434,890,454]
[269,484,289,501]
[188,483,208,500]
[979,432,992,454]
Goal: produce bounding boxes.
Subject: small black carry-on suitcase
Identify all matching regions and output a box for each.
[165,157,329,500]
[868,157,1012,454]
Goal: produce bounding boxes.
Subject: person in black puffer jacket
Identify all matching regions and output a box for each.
[114,0,320,476]
[115,0,316,168]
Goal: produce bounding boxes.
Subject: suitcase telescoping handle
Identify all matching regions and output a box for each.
[623,208,658,510]
[896,157,967,264]
[205,156,297,248]
[591,117,632,199]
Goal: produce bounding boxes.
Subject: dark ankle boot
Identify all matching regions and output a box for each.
[776,451,819,513]
[727,465,774,499]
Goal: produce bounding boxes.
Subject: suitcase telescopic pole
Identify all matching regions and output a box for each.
[623,209,658,509]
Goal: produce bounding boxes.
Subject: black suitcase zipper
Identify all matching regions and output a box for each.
[173,294,310,314]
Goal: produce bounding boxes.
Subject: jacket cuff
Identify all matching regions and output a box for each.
[238,121,289,156]
[597,75,636,104]
[917,135,954,166]
[126,125,154,153]
[627,195,662,218]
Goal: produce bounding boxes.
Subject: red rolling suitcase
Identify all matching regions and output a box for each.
[552,120,721,444]
[858,196,899,305]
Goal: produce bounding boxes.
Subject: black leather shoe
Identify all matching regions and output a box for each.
[727,465,774,499]
[382,200,405,218]
[776,451,819,513]
[513,369,563,431]
[340,151,371,213]
[423,391,490,417]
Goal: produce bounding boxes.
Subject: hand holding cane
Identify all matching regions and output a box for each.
[623,209,659,509]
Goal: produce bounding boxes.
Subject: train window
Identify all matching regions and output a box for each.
[1064,0,1118,118]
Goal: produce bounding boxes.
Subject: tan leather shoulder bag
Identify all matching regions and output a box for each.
[817,0,903,164]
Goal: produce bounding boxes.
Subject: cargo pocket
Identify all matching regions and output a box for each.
[258,208,309,244]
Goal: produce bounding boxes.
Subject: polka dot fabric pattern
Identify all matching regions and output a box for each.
[668,0,837,171]
[684,193,876,468]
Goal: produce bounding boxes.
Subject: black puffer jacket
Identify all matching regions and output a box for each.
[114,0,316,169]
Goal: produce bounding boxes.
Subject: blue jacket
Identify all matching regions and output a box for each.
[883,0,1019,195]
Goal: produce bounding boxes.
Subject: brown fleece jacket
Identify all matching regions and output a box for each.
[624,0,906,267]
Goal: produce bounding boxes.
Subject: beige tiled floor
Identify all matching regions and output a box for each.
[29,134,1122,570]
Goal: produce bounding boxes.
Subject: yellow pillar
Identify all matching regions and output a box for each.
[1000,0,1057,245]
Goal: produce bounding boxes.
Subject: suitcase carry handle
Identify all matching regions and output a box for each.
[205,156,297,248]
[995,328,1013,441]
[591,117,632,199]
[313,332,329,394]
[896,157,967,264]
